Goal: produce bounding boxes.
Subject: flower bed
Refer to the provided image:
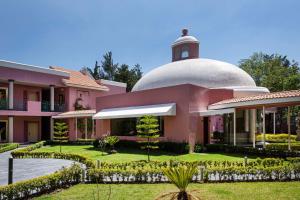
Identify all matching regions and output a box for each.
[0,143,19,153]
[0,164,82,200]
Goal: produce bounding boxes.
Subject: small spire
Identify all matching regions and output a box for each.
[182,28,188,36]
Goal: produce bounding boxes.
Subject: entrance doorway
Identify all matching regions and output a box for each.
[28,122,39,142]
[203,117,209,144]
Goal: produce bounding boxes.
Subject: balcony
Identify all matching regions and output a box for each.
[0,99,8,110]
[41,101,65,112]
[0,99,26,111]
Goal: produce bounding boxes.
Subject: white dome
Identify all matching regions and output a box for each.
[132,58,262,92]
[172,35,199,46]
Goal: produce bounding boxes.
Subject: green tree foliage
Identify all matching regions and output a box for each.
[239,52,300,133]
[157,165,199,200]
[53,122,69,152]
[239,52,300,92]
[136,115,160,162]
[86,51,142,91]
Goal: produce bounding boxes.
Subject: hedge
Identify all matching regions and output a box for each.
[0,143,19,153]
[205,144,300,158]
[0,164,82,200]
[87,159,300,183]
[256,133,297,143]
[11,141,95,168]
[266,143,300,151]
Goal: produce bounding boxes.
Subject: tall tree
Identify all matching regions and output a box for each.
[239,52,300,92]
[136,115,160,162]
[101,51,119,80]
[115,64,142,91]
[86,61,101,80]
[53,122,69,153]
[86,51,143,91]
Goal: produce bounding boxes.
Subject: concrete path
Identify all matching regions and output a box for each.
[0,150,75,185]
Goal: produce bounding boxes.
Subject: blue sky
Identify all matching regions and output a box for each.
[0,0,299,73]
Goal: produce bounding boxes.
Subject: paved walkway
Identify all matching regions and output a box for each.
[0,150,75,185]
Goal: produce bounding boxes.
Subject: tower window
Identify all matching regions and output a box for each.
[181,46,189,59]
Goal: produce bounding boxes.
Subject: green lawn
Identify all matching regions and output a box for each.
[34,182,300,200]
[34,145,256,162]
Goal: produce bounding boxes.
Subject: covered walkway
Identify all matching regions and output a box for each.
[200,90,300,150]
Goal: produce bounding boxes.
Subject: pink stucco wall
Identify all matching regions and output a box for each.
[0,116,41,143]
[65,84,126,111]
[95,84,233,147]
[0,66,66,87]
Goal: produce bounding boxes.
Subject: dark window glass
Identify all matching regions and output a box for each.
[111,117,164,136]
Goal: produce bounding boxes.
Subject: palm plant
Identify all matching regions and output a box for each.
[156,165,199,200]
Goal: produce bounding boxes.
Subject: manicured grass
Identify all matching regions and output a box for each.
[34,144,256,162]
[34,182,300,200]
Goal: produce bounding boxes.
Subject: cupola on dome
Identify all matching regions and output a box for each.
[132,29,269,94]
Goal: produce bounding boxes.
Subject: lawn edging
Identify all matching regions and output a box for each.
[0,143,19,153]
[11,141,95,168]
[0,163,83,200]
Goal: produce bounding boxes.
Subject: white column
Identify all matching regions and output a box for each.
[262,106,266,149]
[50,118,54,140]
[245,109,249,132]
[92,119,94,138]
[233,109,236,146]
[8,80,14,110]
[250,109,256,148]
[287,106,291,151]
[8,116,13,142]
[273,112,276,134]
[50,85,55,111]
[75,117,78,140]
[85,118,88,139]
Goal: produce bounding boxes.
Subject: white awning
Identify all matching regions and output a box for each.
[52,109,96,119]
[198,108,235,116]
[93,103,176,119]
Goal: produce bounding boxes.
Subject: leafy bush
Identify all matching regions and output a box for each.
[87,158,300,183]
[194,144,202,153]
[104,136,119,152]
[0,143,19,153]
[256,133,297,143]
[266,143,300,151]
[205,144,300,158]
[0,164,82,200]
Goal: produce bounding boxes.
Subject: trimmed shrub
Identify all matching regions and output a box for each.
[87,158,300,183]
[205,144,300,158]
[0,143,19,153]
[0,164,82,200]
[256,133,297,143]
[266,143,300,151]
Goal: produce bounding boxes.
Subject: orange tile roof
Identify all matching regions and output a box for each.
[211,90,300,106]
[50,66,108,91]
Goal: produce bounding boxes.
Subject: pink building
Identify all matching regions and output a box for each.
[93,29,300,151]
[2,29,300,150]
[0,61,126,143]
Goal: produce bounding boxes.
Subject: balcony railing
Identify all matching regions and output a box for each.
[41,101,65,112]
[0,99,26,111]
[0,99,8,110]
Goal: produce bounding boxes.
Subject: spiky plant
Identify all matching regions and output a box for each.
[156,165,199,200]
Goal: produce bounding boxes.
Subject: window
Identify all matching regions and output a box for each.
[111,117,164,136]
[181,46,189,59]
